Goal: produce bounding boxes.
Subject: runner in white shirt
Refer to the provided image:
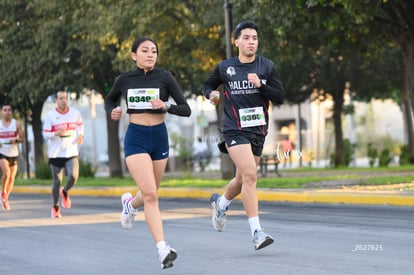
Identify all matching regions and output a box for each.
[0,103,24,210]
[43,91,84,218]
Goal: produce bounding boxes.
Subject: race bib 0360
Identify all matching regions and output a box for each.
[239,107,266,128]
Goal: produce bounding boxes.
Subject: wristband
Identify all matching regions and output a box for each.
[165,102,171,110]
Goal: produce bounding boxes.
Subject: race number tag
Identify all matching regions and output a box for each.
[127,88,159,109]
[239,107,266,128]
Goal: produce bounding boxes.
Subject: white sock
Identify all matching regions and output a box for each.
[248,216,262,236]
[127,201,137,212]
[218,195,232,210]
[156,241,167,250]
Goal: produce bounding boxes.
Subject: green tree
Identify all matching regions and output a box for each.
[369,0,414,162]
[299,0,414,161]
[1,0,84,166]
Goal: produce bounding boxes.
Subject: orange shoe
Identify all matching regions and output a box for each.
[1,192,10,210]
[60,188,71,209]
[51,206,62,218]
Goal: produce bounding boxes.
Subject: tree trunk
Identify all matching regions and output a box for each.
[31,101,45,167]
[215,86,234,180]
[403,39,414,161]
[332,81,345,167]
[106,109,124,177]
[402,95,414,154]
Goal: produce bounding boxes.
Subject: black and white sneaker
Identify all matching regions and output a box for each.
[253,229,274,250]
[210,193,228,232]
[159,245,178,269]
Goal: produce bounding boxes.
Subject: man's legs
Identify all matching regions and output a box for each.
[63,157,79,193]
[210,144,257,231]
[0,159,10,195]
[0,159,13,210]
[59,157,79,209]
[0,158,10,193]
[3,163,17,209]
[211,143,274,249]
[50,165,63,205]
[226,144,259,217]
[6,163,18,197]
[50,164,63,217]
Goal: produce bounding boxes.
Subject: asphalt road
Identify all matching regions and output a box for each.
[1,194,413,275]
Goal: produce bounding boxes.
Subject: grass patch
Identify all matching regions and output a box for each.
[359,176,414,186]
[14,171,414,189]
[14,165,414,189]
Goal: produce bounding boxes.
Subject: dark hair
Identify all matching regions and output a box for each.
[131,36,158,53]
[1,103,12,109]
[233,21,258,40]
[56,90,67,96]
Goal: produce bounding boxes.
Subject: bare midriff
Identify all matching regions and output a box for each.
[129,112,166,126]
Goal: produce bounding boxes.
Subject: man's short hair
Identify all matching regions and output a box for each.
[233,21,259,40]
[1,103,12,110]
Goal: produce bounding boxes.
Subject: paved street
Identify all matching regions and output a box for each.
[1,194,413,275]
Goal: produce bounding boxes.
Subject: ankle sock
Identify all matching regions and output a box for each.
[127,201,137,212]
[248,216,261,236]
[218,195,231,210]
[157,241,168,250]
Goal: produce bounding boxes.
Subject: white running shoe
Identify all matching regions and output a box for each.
[253,229,274,250]
[120,192,137,229]
[210,193,227,232]
[158,245,177,269]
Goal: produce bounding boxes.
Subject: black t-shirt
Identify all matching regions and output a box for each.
[202,55,284,136]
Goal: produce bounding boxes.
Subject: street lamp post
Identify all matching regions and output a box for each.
[24,114,30,179]
[221,0,234,179]
[224,0,233,59]
[86,89,97,166]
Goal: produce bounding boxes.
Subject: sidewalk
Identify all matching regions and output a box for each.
[13,182,414,207]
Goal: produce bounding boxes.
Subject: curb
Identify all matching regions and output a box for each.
[12,186,414,207]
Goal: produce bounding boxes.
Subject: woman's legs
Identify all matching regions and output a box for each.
[126,153,168,243]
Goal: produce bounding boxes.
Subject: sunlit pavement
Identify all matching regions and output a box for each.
[1,194,413,275]
[0,206,246,229]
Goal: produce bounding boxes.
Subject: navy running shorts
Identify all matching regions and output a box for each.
[124,122,169,160]
[223,130,265,157]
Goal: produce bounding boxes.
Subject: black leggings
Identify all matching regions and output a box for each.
[50,157,79,206]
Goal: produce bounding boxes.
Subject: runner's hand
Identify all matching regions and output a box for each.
[151,99,166,110]
[77,135,84,145]
[111,106,122,120]
[248,73,261,88]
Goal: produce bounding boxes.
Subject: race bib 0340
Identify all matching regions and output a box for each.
[127,88,160,109]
